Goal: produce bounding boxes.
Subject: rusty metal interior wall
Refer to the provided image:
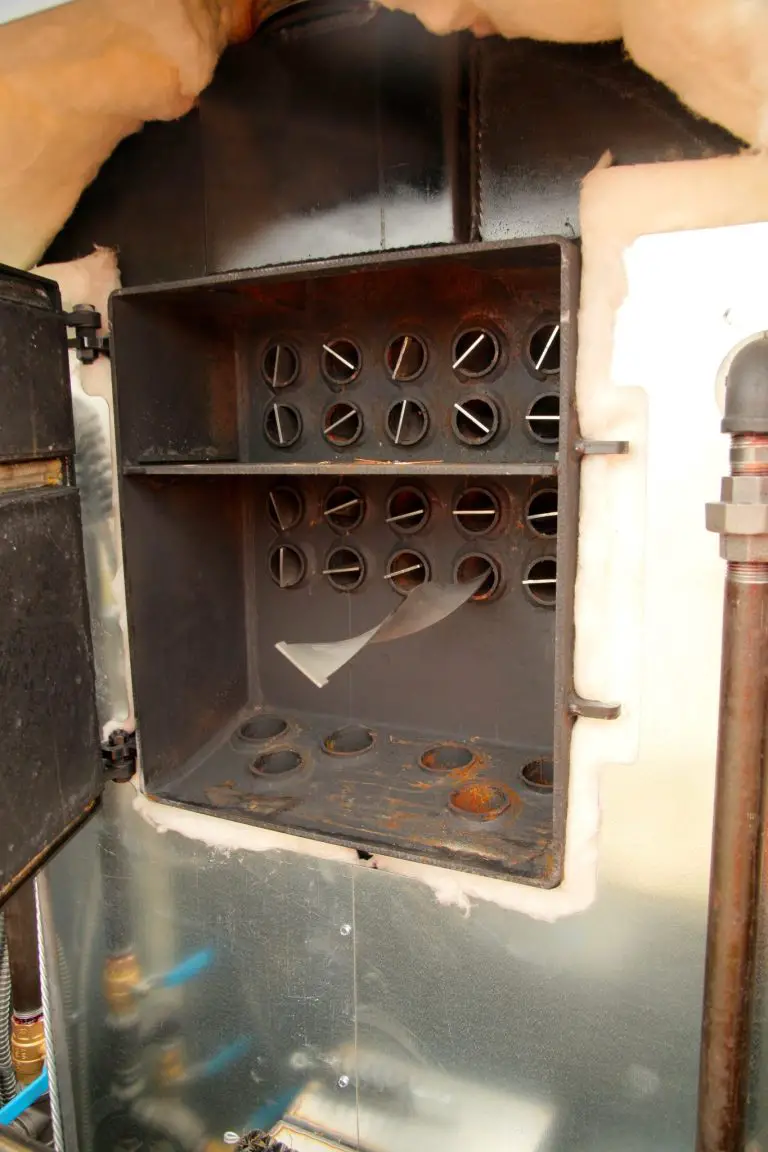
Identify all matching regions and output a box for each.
[107,239,576,886]
[36,12,762,1152]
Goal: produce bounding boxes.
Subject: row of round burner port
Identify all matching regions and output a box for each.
[268,542,557,606]
[269,483,558,539]
[262,392,560,450]
[235,718,554,818]
[263,322,561,389]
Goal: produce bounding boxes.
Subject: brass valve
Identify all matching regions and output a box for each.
[10,1014,45,1084]
[103,952,142,1016]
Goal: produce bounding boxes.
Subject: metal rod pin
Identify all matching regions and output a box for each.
[273,404,284,445]
[454,402,490,435]
[269,491,285,531]
[323,343,356,372]
[534,323,560,371]
[324,408,357,436]
[394,401,408,445]
[392,336,410,381]
[324,498,360,517]
[384,564,423,580]
[453,333,485,371]
[386,509,424,523]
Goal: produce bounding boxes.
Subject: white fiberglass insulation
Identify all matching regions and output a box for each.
[2,0,768,269]
[0,0,253,269]
[127,152,768,919]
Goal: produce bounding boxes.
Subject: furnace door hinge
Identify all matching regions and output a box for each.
[64,304,110,364]
[101,729,137,782]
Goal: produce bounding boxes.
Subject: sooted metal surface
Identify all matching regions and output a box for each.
[156,708,554,882]
[113,239,575,886]
[35,24,752,1152]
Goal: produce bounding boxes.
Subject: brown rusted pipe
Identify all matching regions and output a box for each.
[3,880,40,1017]
[698,337,768,1152]
[696,565,768,1152]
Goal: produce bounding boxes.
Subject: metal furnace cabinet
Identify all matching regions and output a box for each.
[0,237,622,904]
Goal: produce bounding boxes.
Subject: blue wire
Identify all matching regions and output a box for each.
[158,948,214,989]
[0,1066,49,1126]
[200,1037,250,1079]
[245,1087,297,1133]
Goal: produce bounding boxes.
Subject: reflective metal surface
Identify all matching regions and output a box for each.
[44,786,356,1152]
[40,782,710,1152]
[36,24,760,1152]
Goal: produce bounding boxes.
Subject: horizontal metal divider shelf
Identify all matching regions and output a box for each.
[154,706,556,884]
[123,461,559,477]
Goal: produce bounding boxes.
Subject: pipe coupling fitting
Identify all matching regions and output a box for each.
[706,476,768,562]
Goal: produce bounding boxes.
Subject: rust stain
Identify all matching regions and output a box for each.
[0,799,98,906]
[241,795,299,817]
[449,781,520,822]
[205,782,241,808]
[418,741,484,782]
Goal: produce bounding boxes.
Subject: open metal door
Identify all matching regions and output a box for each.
[0,263,102,903]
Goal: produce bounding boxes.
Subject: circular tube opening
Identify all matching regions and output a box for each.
[454,552,502,602]
[523,556,557,607]
[528,322,561,375]
[322,401,363,448]
[267,486,304,532]
[525,488,558,537]
[385,334,428,382]
[264,402,302,448]
[262,342,300,389]
[322,725,375,757]
[526,394,560,445]
[452,327,500,378]
[321,338,361,386]
[385,398,429,447]
[449,782,510,821]
[453,487,501,535]
[521,757,554,793]
[419,744,475,773]
[385,486,430,534]
[250,749,303,777]
[324,545,366,592]
[268,544,306,589]
[238,715,288,742]
[451,396,500,446]
[385,549,430,595]
[323,485,365,533]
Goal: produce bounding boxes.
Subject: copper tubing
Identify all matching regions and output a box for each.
[696,564,768,1152]
[698,412,768,1151]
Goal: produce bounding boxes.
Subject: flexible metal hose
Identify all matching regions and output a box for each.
[0,916,18,1105]
[35,899,62,1152]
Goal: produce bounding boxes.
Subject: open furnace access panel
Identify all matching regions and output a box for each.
[112,239,578,886]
